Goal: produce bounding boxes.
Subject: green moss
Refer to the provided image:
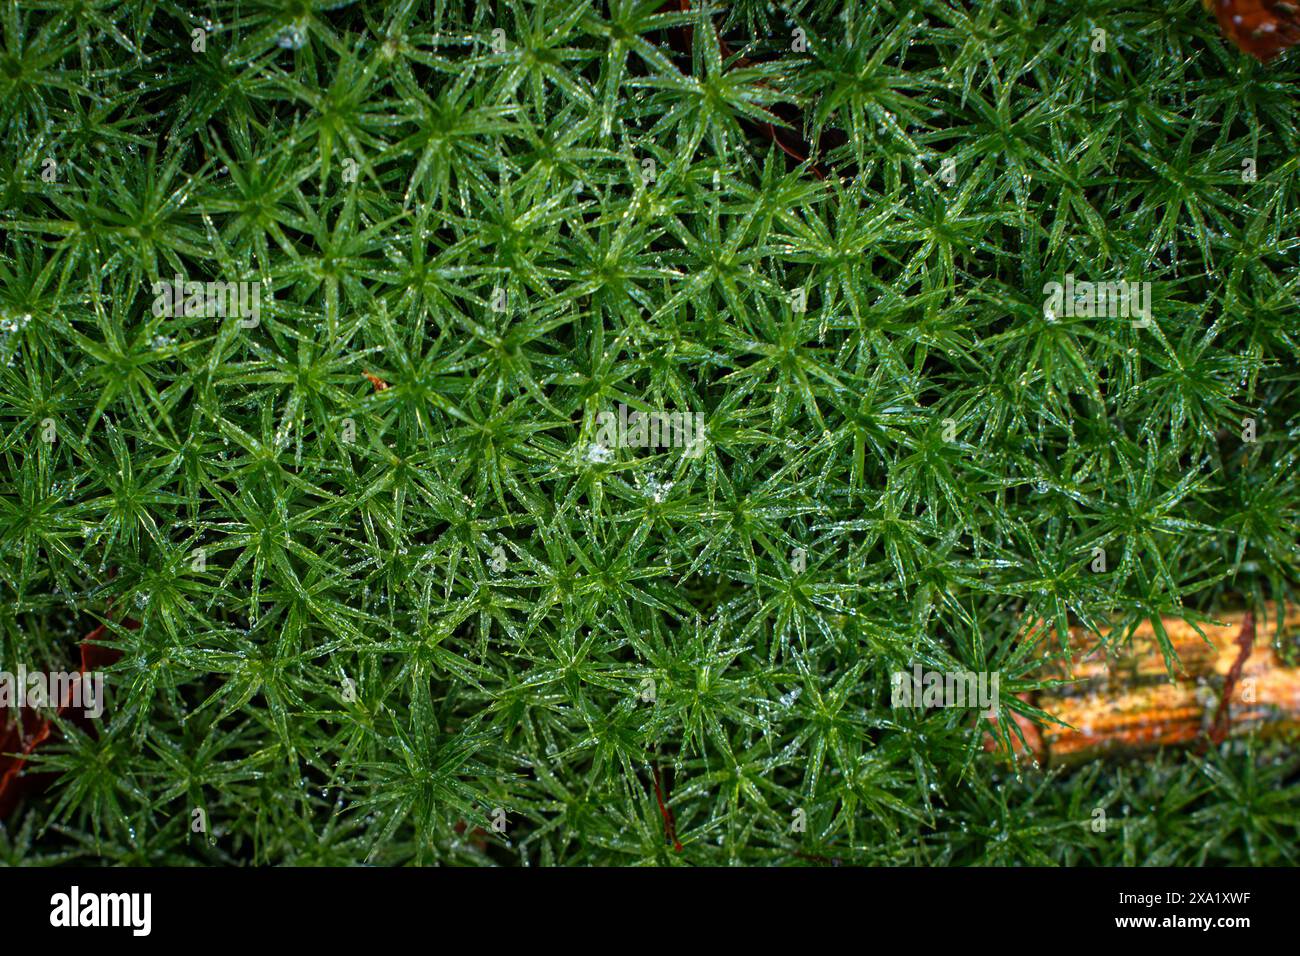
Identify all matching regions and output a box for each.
[0,0,1298,865]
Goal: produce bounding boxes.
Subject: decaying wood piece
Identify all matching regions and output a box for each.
[990,603,1300,765]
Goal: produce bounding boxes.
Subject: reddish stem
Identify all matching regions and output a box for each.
[1207,610,1255,748]
[650,761,683,852]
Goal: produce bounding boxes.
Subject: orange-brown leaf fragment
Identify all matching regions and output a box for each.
[1208,0,1300,61]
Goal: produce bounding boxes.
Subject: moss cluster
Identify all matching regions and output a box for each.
[0,0,1298,864]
